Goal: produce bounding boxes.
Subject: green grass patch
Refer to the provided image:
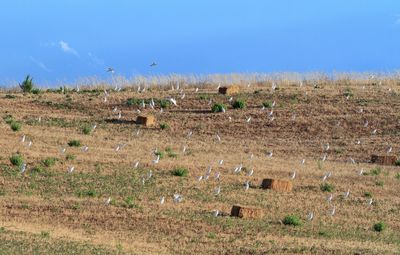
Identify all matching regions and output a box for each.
[283,215,303,226]
[10,154,23,167]
[232,99,246,109]
[68,140,81,147]
[320,183,335,192]
[212,103,226,113]
[172,167,188,177]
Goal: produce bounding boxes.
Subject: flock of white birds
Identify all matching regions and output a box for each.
[11,71,397,224]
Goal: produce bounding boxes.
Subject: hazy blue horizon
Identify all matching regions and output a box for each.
[1,1,400,85]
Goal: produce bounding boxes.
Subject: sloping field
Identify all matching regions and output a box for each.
[0,81,399,254]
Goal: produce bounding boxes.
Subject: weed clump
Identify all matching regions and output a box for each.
[68,140,81,147]
[232,99,246,109]
[212,103,226,113]
[81,125,92,135]
[283,215,303,226]
[10,121,21,132]
[19,75,34,93]
[373,222,386,232]
[42,157,57,167]
[10,154,23,167]
[159,123,169,130]
[172,167,188,177]
[320,183,335,192]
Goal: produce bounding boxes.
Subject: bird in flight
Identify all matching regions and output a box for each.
[150,62,157,67]
[107,67,115,73]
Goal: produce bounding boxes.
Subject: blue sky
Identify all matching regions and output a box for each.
[0,1,399,84]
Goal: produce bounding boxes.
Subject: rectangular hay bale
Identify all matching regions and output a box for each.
[218,85,240,95]
[261,178,293,192]
[230,205,264,219]
[136,115,155,127]
[371,155,397,166]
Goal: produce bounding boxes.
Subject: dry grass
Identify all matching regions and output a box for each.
[0,78,400,254]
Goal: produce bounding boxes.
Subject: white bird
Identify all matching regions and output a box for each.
[133,161,139,169]
[367,198,373,206]
[216,134,221,143]
[141,100,145,109]
[60,147,66,154]
[244,181,250,191]
[103,97,107,103]
[249,154,254,160]
[246,116,251,123]
[387,146,392,154]
[105,197,111,205]
[213,210,219,217]
[68,166,74,174]
[329,206,336,216]
[141,177,145,185]
[20,163,27,174]
[228,97,233,102]
[290,171,296,180]
[291,114,296,121]
[272,101,276,108]
[358,168,364,176]
[214,186,221,196]
[92,124,97,130]
[350,158,356,164]
[195,88,199,92]
[267,110,274,117]
[247,168,254,177]
[301,159,306,165]
[147,170,153,179]
[38,117,41,123]
[21,135,26,143]
[306,212,314,221]
[324,143,330,151]
[181,93,185,100]
[168,98,177,106]
[222,107,226,113]
[267,151,273,158]
[247,83,251,88]
[206,166,212,176]
[271,83,277,91]
[214,172,220,180]
[81,146,89,152]
[118,111,122,119]
[344,189,350,199]
[115,145,121,152]
[217,83,221,89]
[228,116,232,122]
[355,139,361,145]
[321,154,327,162]
[27,141,32,148]
[218,159,224,165]
[160,196,165,205]
[363,120,369,128]
[182,146,187,153]
[152,155,160,164]
[372,129,377,135]
[173,194,183,203]
[327,194,333,203]
[197,176,203,182]
[187,130,193,138]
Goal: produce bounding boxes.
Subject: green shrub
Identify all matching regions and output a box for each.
[395,160,400,166]
[5,94,16,99]
[3,115,15,124]
[68,140,81,147]
[127,98,140,106]
[320,183,335,192]
[212,103,226,113]
[364,192,373,198]
[123,196,139,209]
[40,231,50,238]
[31,166,45,174]
[375,180,384,187]
[10,154,23,167]
[344,88,353,98]
[283,215,303,226]
[10,121,21,132]
[76,189,97,197]
[172,167,188,177]
[159,99,170,108]
[42,157,57,167]
[159,123,169,130]
[370,167,382,176]
[66,154,76,161]
[81,125,92,135]
[154,151,164,159]
[395,173,400,180]
[232,99,246,109]
[262,101,272,108]
[19,75,34,93]
[373,222,386,232]
[31,88,41,95]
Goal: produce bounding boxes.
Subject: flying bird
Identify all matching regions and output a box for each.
[150,62,157,67]
[106,67,115,73]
